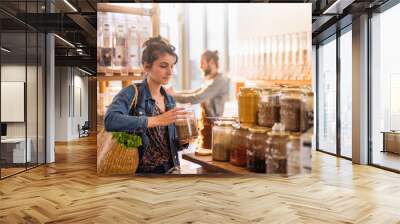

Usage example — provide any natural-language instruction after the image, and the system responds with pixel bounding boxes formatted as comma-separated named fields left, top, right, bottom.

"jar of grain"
left=212, top=120, right=235, bottom=161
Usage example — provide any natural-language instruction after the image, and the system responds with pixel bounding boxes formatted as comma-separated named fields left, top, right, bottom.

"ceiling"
left=1, top=0, right=396, bottom=73
left=310, top=0, right=390, bottom=43
left=0, top=0, right=97, bottom=74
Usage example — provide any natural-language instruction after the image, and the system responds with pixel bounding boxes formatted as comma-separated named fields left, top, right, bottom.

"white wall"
left=231, top=3, right=311, bottom=38
left=1, top=65, right=34, bottom=138
left=1, top=65, right=26, bottom=140
left=54, top=67, right=89, bottom=141
left=1, top=64, right=45, bottom=163
left=55, top=66, right=69, bottom=141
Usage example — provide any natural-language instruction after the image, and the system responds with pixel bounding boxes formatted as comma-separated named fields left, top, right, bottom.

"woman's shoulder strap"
left=129, top=83, right=141, bottom=110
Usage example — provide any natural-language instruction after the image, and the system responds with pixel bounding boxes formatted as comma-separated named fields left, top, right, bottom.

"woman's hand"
left=147, top=107, right=186, bottom=128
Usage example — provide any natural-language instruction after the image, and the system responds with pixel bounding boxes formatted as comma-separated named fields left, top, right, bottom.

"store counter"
left=182, top=152, right=253, bottom=175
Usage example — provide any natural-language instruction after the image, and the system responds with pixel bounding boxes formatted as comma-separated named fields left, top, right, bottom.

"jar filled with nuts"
left=247, top=127, right=270, bottom=173
left=280, top=88, right=303, bottom=132
left=258, top=87, right=281, bottom=128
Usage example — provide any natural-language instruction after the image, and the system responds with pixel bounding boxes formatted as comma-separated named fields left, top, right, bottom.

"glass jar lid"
left=280, top=87, right=302, bottom=93
left=214, top=120, right=235, bottom=126
left=239, top=87, right=258, bottom=92
left=233, top=123, right=252, bottom=130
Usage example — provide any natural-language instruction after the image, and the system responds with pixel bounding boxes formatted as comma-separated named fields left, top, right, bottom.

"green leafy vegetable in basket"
left=112, top=132, right=142, bottom=149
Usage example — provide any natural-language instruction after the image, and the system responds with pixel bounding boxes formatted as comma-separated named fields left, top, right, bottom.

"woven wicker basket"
left=97, top=84, right=140, bottom=176
left=97, top=129, right=139, bottom=175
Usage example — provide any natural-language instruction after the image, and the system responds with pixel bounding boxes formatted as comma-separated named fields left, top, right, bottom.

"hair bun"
left=143, top=35, right=170, bottom=48
left=141, top=35, right=178, bottom=66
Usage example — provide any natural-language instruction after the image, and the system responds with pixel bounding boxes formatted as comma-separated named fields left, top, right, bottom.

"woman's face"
left=144, top=53, right=176, bottom=85
left=200, top=57, right=210, bottom=75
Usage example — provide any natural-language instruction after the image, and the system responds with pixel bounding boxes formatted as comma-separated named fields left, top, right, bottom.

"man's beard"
left=202, top=66, right=212, bottom=77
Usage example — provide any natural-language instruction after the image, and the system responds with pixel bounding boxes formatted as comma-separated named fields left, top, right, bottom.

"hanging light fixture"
left=1, top=47, right=11, bottom=53
left=63, top=0, right=78, bottom=12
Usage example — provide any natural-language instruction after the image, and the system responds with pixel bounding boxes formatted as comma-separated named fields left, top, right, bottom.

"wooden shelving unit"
left=97, top=3, right=160, bottom=82
left=251, top=79, right=312, bottom=87
left=97, top=66, right=144, bottom=81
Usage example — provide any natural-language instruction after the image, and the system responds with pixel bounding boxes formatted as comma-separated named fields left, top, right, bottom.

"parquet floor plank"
left=0, top=135, right=399, bottom=223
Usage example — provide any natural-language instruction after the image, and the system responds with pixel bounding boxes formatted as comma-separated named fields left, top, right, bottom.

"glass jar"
left=113, top=20, right=128, bottom=67
left=126, top=15, right=140, bottom=68
left=247, top=127, right=270, bottom=173
left=175, top=106, right=199, bottom=144
left=258, top=87, right=281, bottom=127
left=300, top=90, right=314, bottom=132
left=100, top=13, right=113, bottom=67
left=212, top=121, right=235, bottom=161
left=286, top=134, right=301, bottom=176
left=230, top=123, right=251, bottom=167
left=265, top=131, right=290, bottom=174
left=280, top=88, right=302, bottom=132
left=238, top=87, right=260, bottom=124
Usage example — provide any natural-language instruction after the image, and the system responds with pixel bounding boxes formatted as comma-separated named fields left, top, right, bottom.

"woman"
left=104, top=36, right=186, bottom=174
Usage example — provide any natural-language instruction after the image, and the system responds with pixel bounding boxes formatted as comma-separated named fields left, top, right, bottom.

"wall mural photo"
left=96, top=3, right=313, bottom=176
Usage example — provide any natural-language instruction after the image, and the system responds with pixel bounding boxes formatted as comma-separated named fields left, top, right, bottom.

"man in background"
left=167, top=50, right=230, bottom=149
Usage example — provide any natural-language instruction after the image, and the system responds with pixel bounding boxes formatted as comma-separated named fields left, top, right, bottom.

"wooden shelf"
left=252, top=79, right=312, bottom=86
left=97, top=74, right=144, bottom=81
left=97, top=3, right=153, bottom=16
left=97, top=66, right=144, bottom=81
left=182, top=152, right=254, bottom=175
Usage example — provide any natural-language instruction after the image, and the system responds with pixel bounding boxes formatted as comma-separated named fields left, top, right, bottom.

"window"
left=160, top=4, right=182, bottom=90
left=371, top=3, right=400, bottom=171
left=0, top=1, right=46, bottom=179
left=206, top=3, right=226, bottom=73
left=339, top=28, right=352, bottom=158
left=188, top=4, right=205, bottom=90
left=317, top=36, right=337, bottom=154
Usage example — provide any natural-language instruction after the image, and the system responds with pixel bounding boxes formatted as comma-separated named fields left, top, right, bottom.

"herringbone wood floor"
left=1, top=135, right=400, bottom=223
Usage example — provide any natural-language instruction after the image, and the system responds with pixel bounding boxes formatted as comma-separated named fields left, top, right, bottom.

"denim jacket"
left=104, top=79, right=182, bottom=169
